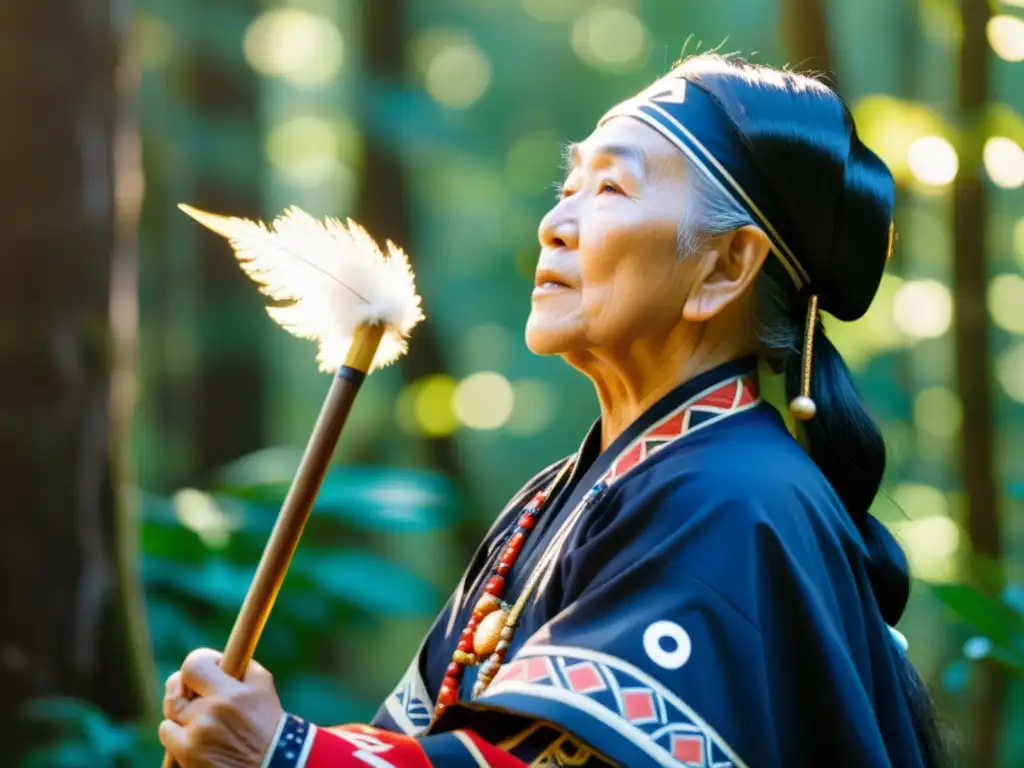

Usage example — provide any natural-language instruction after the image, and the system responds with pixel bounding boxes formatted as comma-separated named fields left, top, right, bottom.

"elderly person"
left=160, top=53, right=946, bottom=767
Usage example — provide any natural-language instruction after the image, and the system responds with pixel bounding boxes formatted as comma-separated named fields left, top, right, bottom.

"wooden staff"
left=162, top=206, right=424, bottom=768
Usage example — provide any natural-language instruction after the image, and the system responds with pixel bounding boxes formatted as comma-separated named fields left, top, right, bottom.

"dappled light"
left=5, top=0, right=1024, bottom=764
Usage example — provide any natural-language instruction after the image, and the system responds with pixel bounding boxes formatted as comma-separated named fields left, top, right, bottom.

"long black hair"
left=672, top=53, right=949, bottom=767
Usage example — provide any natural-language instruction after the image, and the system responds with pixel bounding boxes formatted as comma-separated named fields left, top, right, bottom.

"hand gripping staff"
left=161, top=205, right=425, bottom=768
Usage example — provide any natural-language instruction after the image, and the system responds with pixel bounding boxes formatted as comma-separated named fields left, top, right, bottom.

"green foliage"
left=932, top=577, right=1024, bottom=686
left=21, top=460, right=461, bottom=767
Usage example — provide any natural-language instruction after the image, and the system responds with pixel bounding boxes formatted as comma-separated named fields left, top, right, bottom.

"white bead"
left=789, top=395, right=817, bottom=421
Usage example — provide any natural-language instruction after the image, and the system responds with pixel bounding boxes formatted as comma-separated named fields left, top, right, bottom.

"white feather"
left=178, top=204, right=424, bottom=373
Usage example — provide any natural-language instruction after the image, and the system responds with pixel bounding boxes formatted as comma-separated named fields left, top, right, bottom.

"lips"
left=534, top=268, right=572, bottom=289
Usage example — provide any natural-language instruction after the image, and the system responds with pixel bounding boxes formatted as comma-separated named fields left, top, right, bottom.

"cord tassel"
left=789, top=294, right=818, bottom=421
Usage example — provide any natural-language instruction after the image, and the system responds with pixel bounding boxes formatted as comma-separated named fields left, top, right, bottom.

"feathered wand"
left=161, top=205, right=424, bottom=768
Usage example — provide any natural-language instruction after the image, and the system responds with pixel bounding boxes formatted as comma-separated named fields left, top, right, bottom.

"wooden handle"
left=161, top=324, right=384, bottom=768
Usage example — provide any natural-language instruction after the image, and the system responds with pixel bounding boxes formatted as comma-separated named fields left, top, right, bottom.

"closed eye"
left=554, top=182, right=577, bottom=200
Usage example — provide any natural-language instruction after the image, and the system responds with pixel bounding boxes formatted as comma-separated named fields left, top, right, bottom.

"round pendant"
left=473, top=609, right=508, bottom=657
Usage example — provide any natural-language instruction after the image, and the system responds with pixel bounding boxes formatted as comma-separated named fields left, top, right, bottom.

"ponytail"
left=757, top=260, right=948, bottom=768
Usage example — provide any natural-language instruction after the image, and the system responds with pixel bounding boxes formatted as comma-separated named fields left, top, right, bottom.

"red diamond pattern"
left=604, top=376, right=757, bottom=484
left=621, top=688, right=658, bottom=724
left=564, top=662, right=606, bottom=694
left=524, top=657, right=552, bottom=682
left=670, top=734, right=705, bottom=766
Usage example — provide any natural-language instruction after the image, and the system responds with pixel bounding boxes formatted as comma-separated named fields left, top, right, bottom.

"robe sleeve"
left=260, top=714, right=610, bottom=767
left=446, top=470, right=899, bottom=768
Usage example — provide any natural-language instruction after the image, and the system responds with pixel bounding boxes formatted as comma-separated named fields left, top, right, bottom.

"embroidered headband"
left=598, top=76, right=820, bottom=421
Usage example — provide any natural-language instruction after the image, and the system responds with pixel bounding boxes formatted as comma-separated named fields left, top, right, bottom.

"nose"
left=538, top=202, right=578, bottom=251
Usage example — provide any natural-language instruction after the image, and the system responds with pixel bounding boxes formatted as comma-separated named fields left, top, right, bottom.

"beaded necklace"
left=433, top=373, right=759, bottom=720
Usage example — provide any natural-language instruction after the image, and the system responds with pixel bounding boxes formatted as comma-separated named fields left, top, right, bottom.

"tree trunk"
left=356, top=0, right=462, bottom=483
left=780, top=0, right=834, bottom=79
left=954, top=1, right=1004, bottom=765
left=0, top=0, right=155, bottom=759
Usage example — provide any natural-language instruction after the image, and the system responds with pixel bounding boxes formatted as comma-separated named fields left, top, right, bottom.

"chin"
left=525, top=314, right=584, bottom=356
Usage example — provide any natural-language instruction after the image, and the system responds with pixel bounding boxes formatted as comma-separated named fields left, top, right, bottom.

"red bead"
left=466, top=615, right=481, bottom=631
left=485, top=575, right=505, bottom=594
left=499, top=548, right=516, bottom=565
left=460, top=627, right=474, bottom=642
left=496, top=561, right=511, bottom=576
left=507, top=532, right=525, bottom=552
left=446, top=662, right=462, bottom=678
left=457, top=637, right=473, bottom=652
left=438, top=684, right=457, bottom=707
left=518, top=514, right=536, bottom=529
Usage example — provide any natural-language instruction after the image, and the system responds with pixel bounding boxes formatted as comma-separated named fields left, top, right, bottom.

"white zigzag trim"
left=383, top=653, right=433, bottom=736
left=482, top=644, right=749, bottom=768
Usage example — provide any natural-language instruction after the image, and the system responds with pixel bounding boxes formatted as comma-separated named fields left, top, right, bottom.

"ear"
left=682, top=226, right=771, bottom=322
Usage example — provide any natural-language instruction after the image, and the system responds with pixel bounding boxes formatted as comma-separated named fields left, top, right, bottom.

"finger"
left=242, top=658, right=273, bottom=688
left=164, top=671, right=182, bottom=699
left=158, top=719, right=189, bottom=761
left=180, top=648, right=235, bottom=698
left=165, top=693, right=209, bottom=726
left=163, top=672, right=190, bottom=722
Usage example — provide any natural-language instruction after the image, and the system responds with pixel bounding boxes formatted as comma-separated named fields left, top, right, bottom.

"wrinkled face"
left=526, top=117, right=696, bottom=357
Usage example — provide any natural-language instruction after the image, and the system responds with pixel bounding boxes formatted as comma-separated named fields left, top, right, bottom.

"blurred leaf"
left=291, top=549, right=441, bottom=616
left=220, top=467, right=460, bottom=533
left=146, top=596, right=216, bottom=658
left=143, top=556, right=253, bottom=608
left=20, top=742, right=107, bottom=768
left=21, top=697, right=108, bottom=736
left=930, top=583, right=1024, bottom=647
left=1004, top=583, right=1024, bottom=617
left=21, top=697, right=139, bottom=763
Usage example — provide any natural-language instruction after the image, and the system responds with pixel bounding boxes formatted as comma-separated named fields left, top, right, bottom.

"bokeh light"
left=891, top=515, right=961, bottom=582
left=571, top=7, right=648, bottom=72
left=892, top=279, right=953, bottom=338
left=913, top=387, right=962, bottom=438
left=453, top=372, right=515, bottom=430
left=826, top=274, right=908, bottom=369
left=907, top=136, right=959, bottom=187
left=983, top=137, right=1024, bottom=189
left=851, top=96, right=951, bottom=184
left=244, top=9, right=344, bottom=86
left=988, top=273, right=1024, bottom=334
left=395, top=375, right=458, bottom=436
left=996, top=342, right=1024, bottom=403
left=987, top=14, right=1024, bottom=61
left=173, top=488, right=236, bottom=548
left=412, top=27, right=492, bottom=108
left=507, top=379, right=557, bottom=436
left=267, top=117, right=343, bottom=187
left=891, top=482, right=950, bottom=519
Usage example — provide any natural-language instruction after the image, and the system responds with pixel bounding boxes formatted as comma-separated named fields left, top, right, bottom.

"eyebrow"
left=564, top=142, right=647, bottom=177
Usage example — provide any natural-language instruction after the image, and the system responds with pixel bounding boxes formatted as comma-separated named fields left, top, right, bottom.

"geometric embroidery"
left=382, top=655, right=434, bottom=736
left=604, top=375, right=758, bottom=484
left=484, top=645, right=747, bottom=768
